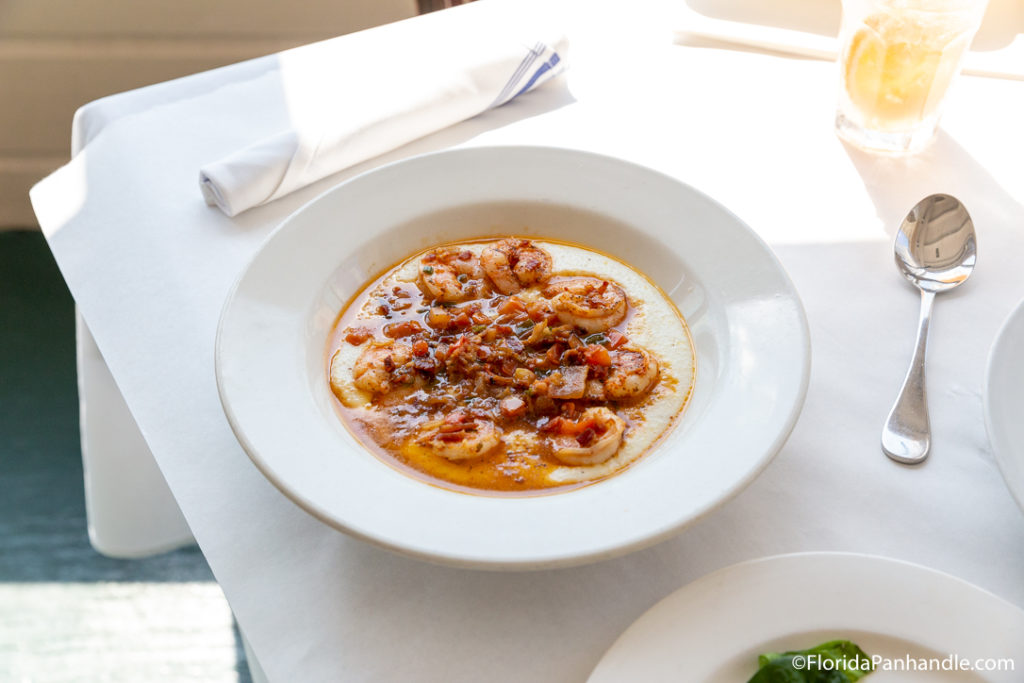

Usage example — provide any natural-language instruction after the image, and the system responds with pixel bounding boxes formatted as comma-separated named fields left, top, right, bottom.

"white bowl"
left=215, top=146, right=810, bottom=569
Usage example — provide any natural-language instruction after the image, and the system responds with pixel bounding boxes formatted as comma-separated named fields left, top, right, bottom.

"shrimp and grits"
left=328, top=238, right=695, bottom=495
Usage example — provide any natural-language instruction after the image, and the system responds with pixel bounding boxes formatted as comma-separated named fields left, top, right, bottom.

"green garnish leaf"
left=584, top=332, right=609, bottom=346
left=471, top=324, right=486, bottom=334
left=422, top=266, right=434, bottom=275
left=748, top=641, right=874, bottom=683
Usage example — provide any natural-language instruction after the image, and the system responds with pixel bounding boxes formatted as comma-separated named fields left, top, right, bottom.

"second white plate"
left=589, top=552, right=1024, bottom=682
left=986, top=298, right=1024, bottom=516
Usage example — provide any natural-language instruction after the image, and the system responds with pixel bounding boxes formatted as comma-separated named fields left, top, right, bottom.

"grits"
left=328, top=238, right=695, bottom=494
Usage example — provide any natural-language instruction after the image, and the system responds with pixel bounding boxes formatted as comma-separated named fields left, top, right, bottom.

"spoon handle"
left=882, top=289, right=935, bottom=464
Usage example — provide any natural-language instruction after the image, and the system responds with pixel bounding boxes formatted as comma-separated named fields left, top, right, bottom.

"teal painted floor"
left=0, top=231, right=251, bottom=682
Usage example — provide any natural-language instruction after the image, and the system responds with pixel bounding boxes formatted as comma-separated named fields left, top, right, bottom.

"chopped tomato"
left=607, top=329, right=629, bottom=350
left=498, top=297, right=526, bottom=316
left=582, top=344, right=611, bottom=366
left=343, top=326, right=373, bottom=345
left=412, top=340, right=429, bottom=357
left=448, top=335, right=467, bottom=355
left=383, top=320, right=423, bottom=338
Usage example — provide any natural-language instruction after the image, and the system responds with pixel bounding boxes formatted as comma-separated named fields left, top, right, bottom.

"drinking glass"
left=835, top=0, right=989, bottom=153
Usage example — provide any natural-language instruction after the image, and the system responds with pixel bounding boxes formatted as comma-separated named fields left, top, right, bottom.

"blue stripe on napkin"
left=493, top=42, right=542, bottom=106
left=489, top=41, right=564, bottom=109
left=511, top=52, right=561, bottom=100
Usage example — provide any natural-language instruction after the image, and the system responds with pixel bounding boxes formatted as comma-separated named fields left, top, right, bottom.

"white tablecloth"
left=30, top=2, right=1024, bottom=680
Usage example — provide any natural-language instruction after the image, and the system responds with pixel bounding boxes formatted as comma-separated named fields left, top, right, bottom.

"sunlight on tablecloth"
left=0, top=582, right=242, bottom=682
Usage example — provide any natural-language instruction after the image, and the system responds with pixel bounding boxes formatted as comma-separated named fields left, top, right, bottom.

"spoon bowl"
left=882, top=193, right=977, bottom=465
left=894, top=193, right=977, bottom=293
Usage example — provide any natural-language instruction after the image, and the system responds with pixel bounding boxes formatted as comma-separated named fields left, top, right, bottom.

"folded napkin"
left=199, top=3, right=568, bottom=217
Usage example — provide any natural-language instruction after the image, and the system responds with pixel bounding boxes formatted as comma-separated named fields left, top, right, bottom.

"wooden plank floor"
left=0, top=231, right=251, bottom=682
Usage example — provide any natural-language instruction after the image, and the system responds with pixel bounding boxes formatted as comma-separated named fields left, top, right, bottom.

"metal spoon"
left=882, top=193, right=976, bottom=465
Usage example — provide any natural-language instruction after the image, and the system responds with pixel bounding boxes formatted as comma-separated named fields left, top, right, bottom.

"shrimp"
left=418, top=248, right=485, bottom=303
left=351, top=342, right=413, bottom=395
left=543, top=277, right=627, bottom=333
left=550, top=407, right=626, bottom=466
left=418, top=412, right=502, bottom=461
left=480, top=238, right=552, bottom=294
left=604, top=347, right=660, bottom=399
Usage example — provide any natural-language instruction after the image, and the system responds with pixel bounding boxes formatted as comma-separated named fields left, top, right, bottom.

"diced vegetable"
left=582, top=344, right=611, bottom=366
left=527, top=379, right=549, bottom=397
left=427, top=306, right=452, bottom=329
left=607, top=329, right=629, bottom=350
left=498, top=298, right=526, bottom=316
left=513, top=368, right=537, bottom=387
left=500, top=396, right=527, bottom=418
left=344, top=326, right=373, bottom=345
left=524, top=320, right=549, bottom=346
left=383, top=320, right=423, bottom=338
left=547, top=366, right=587, bottom=399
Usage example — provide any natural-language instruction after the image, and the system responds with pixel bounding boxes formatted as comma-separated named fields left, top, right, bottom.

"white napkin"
left=199, top=3, right=568, bottom=217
